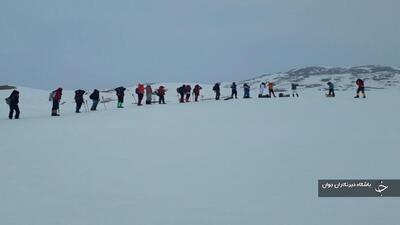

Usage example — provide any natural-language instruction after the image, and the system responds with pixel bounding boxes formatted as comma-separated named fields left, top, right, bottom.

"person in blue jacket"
left=243, top=83, right=251, bottom=98
left=327, top=82, right=335, bottom=97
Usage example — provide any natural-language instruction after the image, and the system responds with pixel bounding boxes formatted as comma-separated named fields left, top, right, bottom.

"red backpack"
left=356, top=79, right=364, bottom=87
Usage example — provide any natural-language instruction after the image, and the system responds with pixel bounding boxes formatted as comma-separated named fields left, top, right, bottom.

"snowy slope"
left=1, top=86, right=399, bottom=225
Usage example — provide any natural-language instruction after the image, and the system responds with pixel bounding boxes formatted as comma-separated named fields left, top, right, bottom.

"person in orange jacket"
left=267, top=82, right=276, bottom=97
left=135, top=84, right=145, bottom=106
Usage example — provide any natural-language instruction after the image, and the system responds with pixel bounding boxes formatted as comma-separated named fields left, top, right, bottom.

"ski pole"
left=84, top=100, right=89, bottom=112
left=82, top=100, right=86, bottom=112
left=132, top=93, right=137, bottom=104
left=101, top=96, right=107, bottom=110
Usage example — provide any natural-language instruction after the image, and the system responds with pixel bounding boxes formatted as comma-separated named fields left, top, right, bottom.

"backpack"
left=135, top=88, right=139, bottom=94
left=89, top=93, right=94, bottom=100
left=49, top=91, right=56, bottom=101
left=5, top=97, right=11, bottom=105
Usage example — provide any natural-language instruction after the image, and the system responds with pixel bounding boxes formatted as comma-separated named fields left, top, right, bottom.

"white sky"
left=1, top=0, right=399, bottom=89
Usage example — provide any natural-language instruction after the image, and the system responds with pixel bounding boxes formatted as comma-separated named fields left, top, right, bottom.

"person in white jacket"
left=259, top=82, right=266, bottom=97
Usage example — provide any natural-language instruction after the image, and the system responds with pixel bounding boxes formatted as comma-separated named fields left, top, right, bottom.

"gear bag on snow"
left=278, top=93, right=290, bottom=98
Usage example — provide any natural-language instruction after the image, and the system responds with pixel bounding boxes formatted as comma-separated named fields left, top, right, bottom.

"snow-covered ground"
left=0, top=86, right=399, bottom=225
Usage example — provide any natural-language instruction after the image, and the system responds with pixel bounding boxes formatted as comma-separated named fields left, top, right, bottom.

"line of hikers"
left=218, top=81, right=295, bottom=99
left=5, top=79, right=366, bottom=119
left=176, top=84, right=203, bottom=102
left=226, top=82, right=251, bottom=99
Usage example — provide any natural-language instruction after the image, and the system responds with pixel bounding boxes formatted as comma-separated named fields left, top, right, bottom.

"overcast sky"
left=1, top=0, right=399, bottom=89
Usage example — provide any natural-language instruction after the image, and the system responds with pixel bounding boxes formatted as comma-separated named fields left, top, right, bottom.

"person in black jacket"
left=230, top=82, right=238, bottom=99
left=115, top=87, right=126, bottom=108
left=6, top=90, right=20, bottom=119
left=89, top=89, right=100, bottom=111
left=74, top=89, right=86, bottom=113
left=291, top=83, right=299, bottom=97
left=184, top=85, right=192, bottom=102
left=177, top=85, right=186, bottom=103
left=213, top=83, right=221, bottom=100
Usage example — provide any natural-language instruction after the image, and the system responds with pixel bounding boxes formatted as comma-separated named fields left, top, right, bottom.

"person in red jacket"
left=355, top=79, right=366, bottom=98
left=135, top=84, right=145, bottom=106
left=193, top=84, right=202, bottom=102
left=156, top=86, right=167, bottom=104
left=184, top=85, right=192, bottom=102
left=50, top=88, right=63, bottom=116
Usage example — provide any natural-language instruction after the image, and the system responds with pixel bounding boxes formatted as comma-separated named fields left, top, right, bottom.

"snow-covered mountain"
left=2, top=65, right=399, bottom=95
left=230, top=65, right=400, bottom=91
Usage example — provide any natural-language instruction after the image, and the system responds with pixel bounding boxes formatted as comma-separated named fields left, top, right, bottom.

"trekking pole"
left=101, top=96, right=107, bottom=110
left=84, top=100, right=89, bottom=112
left=132, top=93, right=137, bottom=104
left=82, top=100, right=86, bottom=112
